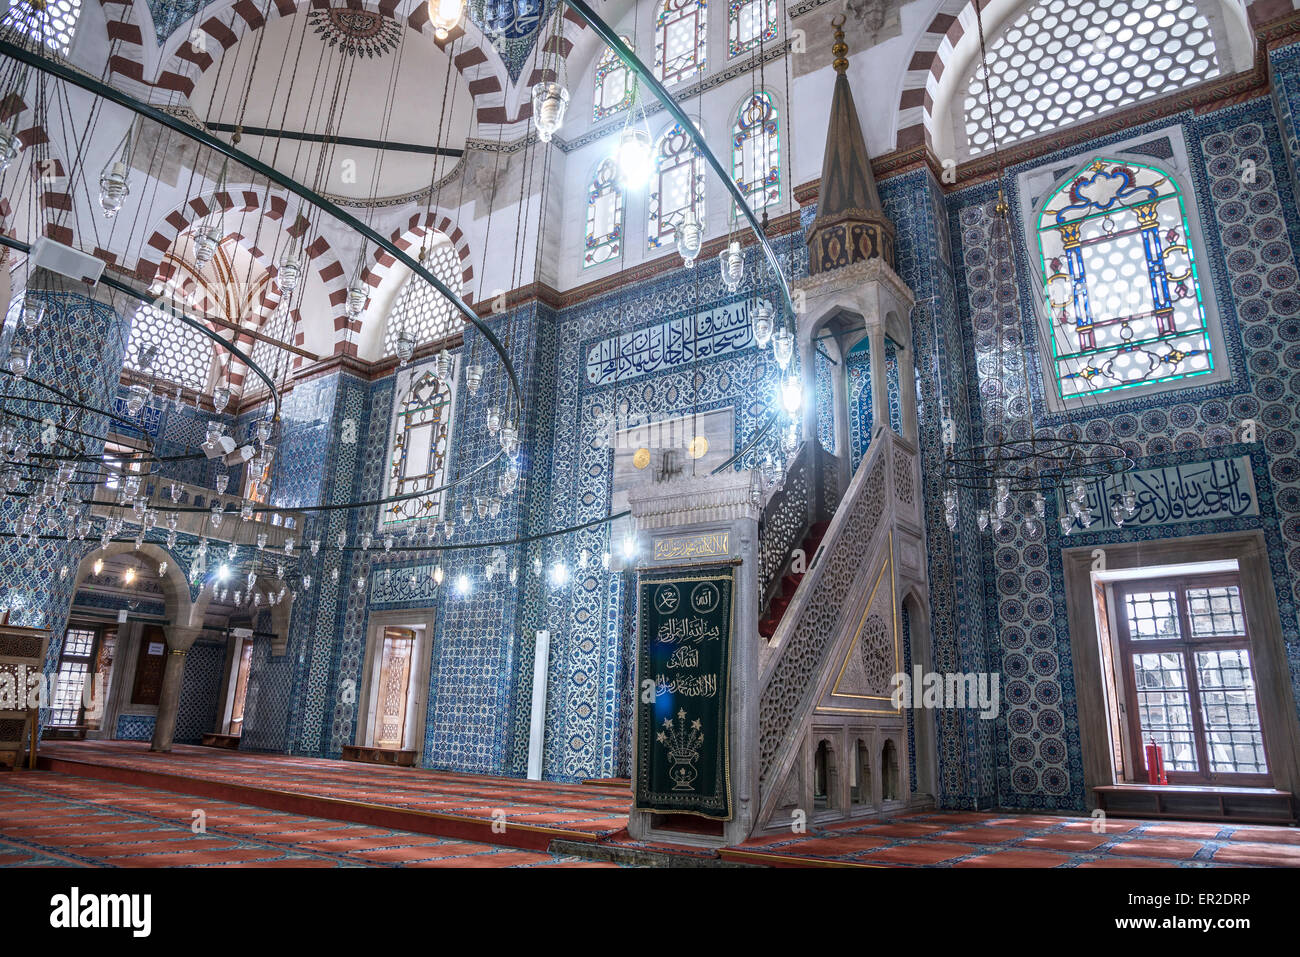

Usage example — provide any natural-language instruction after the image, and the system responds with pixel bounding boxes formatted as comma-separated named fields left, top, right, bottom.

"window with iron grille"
left=1114, top=574, right=1270, bottom=786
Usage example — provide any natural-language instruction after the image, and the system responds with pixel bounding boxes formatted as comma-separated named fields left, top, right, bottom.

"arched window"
left=648, top=123, right=706, bottom=250
left=728, top=0, right=777, bottom=57
left=732, top=91, right=780, bottom=212
left=585, top=158, right=624, bottom=268
left=1036, top=157, right=1213, bottom=401
left=962, top=0, right=1222, bottom=157
left=124, top=301, right=215, bottom=392
left=10, top=0, right=81, bottom=54
left=654, top=0, right=707, bottom=86
left=383, top=364, right=457, bottom=527
left=593, top=39, right=636, bottom=120
left=382, top=233, right=462, bottom=357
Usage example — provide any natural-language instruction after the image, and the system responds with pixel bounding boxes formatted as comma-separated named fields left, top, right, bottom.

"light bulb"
left=429, top=0, right=463, bottom=39
left=549, top=561, right=569, bottom=588
left=395, top=331, right=415, bottom=366
left=125, top=383, right=150, bottom=416
left=455, top=573, right=470, bottom=595
left=278, top=251, right=301, bottom=292
left=772, top=327, right=794, bottom=371
left=98, top=161, right=130, bottom=218
left=0, top=124, right=19, bottom=173
left=346, top=282, right=368, bottom=319
left=93, top=558, right=104, bottom=576
left=531, top=82, right=569, bottom=142
left=433, top=566, right=445, bottom=585
left=781, top=377, right=802, bottom=415
left=616, top=128, right=652, bottom=189
left=123, top=567, right=135, bottom=585
left=193, top=224, right=221, bottom=269
left=676, top=211, right=703, bottom=268
left=19, top=297, right=44, bottom=332
left=719, top=241, right=744, bottom=291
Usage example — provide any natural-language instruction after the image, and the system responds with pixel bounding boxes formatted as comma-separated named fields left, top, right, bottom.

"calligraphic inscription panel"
left=652, top=531, right=731, bottom=562
left=584, top=299, right=767, bottom=386
left=635, top=567, right=734, bottom=819
left=1061, top=455, right=1258, bottom=532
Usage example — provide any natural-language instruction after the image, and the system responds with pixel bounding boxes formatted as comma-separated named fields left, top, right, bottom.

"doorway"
left=356, top=611, right=436, bottom=760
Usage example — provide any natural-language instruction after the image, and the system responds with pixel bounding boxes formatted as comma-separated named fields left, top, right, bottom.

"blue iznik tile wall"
left=934, top=93, right=1300, bottom=811
left=0, top=291, right=134, bottom=724
left=204, top=49, right=1300, bottom=806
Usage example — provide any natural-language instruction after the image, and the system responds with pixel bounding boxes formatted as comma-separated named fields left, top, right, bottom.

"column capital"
left=162, top=625, right=203, bottom=652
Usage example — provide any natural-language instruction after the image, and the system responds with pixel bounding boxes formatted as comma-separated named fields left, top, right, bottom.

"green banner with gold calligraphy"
left=634, top=566, right=733, bottom=820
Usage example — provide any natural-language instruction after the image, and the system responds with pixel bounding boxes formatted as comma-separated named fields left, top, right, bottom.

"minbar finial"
left=831, top=15, right=848, bottom=74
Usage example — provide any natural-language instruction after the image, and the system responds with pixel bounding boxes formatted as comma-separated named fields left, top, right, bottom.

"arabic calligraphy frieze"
left=1059, top=455, right=1259, bottom=533
left=584, top=299, right=768, bottom=387
left=652, top=532, right=731, bottom=562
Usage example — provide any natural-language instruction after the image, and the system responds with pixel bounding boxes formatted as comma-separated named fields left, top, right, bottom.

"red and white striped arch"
left=138, top=187, right=353, bottom=356
left=359, top=209, right=475, bottom=301
left=120, top=0, right=511, bottom=127
left=896, top=0, right=1276, bottom=152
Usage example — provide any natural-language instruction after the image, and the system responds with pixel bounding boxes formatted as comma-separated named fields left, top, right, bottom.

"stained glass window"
left=124, top=300, right=216, bottom=392
left=585, top=158, right=624, bottom=268
left=384, top=366, right=456, bottom=526
left=1036, top=158, right=1213, bottom=401
left=654, top=0, right=707, bottom=86
left=732, top=91, right=780, bottom=212
left=648, top=123, right=706, bottom=250
left=383, top=233, right=462, bottom=357
left=593, top=38, right=636, bottom=120
left=728, top=0, right=776, bottom=57
left=963, top=0, right=1220, bottom=157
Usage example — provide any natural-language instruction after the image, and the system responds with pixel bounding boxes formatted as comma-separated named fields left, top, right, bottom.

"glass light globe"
left=395, top=331, right=415, bottom=366
left=0, top=124, right=19, bottom=173
left=7, top=346, right=30, bottom=378
left=781, top=378, right=802, bottom=415
left=676, top=211, right=703, bottom=268
left=19, top=297, right=44, bottom=332
left=98, top=162, right=130, bottom=218
left=212, top=385, right=230, bottom=413
left=429, top=0, right=463, bottom=39
left=499, top=423, right=519, bottom=456
left=465, top=364, right=484, bottom=395
left=616, top=128, right=652, bottom=189
left=434, top=351, right=454, bottom=382
left=719, top=241, right=743, bottom=291
left=772, top=326, right=794, bottom=370
left=126, top=383, right=150, bottom=416
left=751, top=301, right=773, bottom=349
left=531, top=82, right=570, bottom=143
left=486, top=406, right=502, bottom=435
left=346, top=282, right=368, bottom=319
left=193, top=224, right=221, bottom=269
left=278, top=251, right=301, bottom=292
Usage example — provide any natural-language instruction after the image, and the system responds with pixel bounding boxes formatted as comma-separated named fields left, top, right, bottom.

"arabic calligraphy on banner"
left=1060, top=455, right=1259, bottom=532
left=584, top=299, right=768, bottom=386
left=635, top=567, right=733, bottom=820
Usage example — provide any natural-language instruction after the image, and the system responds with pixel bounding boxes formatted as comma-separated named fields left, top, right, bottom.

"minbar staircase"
left=751, top=427, right=932, bottom=835
left=758, top=521, right=829, bottom=639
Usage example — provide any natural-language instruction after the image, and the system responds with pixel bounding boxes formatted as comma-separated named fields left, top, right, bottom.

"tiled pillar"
left=0, top=280, right=132, bottom=709
left=151, top=626, right=202, bottom=752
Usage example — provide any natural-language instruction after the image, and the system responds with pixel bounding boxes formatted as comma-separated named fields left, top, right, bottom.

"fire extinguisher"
left=1145, top=739, right=1167, bottom=785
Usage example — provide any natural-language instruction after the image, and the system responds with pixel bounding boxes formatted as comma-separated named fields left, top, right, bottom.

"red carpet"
left=721, top=811, right=1300, bottom=867
left=37, top=741, right=630, bottom=852
left=18, top=742, right=1300, bottom=867
left=0, top=772, right=620, bottom=868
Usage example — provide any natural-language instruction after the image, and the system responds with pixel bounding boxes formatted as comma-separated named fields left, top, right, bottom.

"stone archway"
left=67, top=542, right=204, bottom=752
